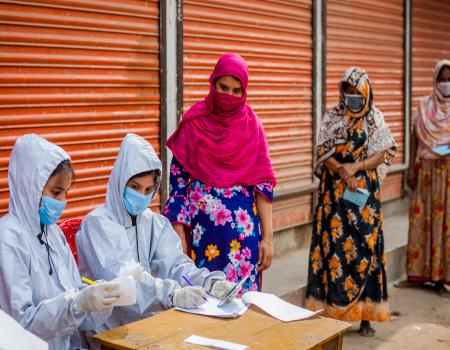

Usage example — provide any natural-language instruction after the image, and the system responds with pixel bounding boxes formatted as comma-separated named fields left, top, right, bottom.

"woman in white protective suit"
left=76, top=133, right=239, bottom=332
left=0, top=134, right=122, bottom=350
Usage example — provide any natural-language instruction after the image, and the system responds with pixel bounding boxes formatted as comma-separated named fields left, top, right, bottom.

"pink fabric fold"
left=166, top=53, right=276, bottom=188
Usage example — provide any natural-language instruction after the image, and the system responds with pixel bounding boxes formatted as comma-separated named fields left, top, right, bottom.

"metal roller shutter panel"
left=326, top=0, right=405, bottom=201
left=183, top=0, right=314, bottom=231
left=412, top=0, right=450, bottom=111
left=0, top=0, right=160, bottom=218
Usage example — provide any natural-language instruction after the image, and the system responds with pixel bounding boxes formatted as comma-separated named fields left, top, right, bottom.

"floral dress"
left=163, top=157, right=273, bottom=293
left=305, top=114, right=390, bottom=322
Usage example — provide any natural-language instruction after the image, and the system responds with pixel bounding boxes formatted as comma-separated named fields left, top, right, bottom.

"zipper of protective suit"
left=131, top=215, right=140, bottom=262
left=38, top=224, right=54, bottom=275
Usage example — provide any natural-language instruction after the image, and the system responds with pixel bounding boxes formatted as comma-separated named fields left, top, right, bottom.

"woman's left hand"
left=345, top=177, right=358, bottom=192
left=257, top=239, right=273, bottom=272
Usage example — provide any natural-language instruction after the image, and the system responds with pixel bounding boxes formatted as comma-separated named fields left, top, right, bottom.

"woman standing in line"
left=406, top=59, right=450, bottom=293
left=305, top=67, right=396, bottom=336
left=163, top=53, right=276, bottom=293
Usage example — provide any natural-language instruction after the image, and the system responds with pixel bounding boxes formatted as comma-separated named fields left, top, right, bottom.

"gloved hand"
left=74, top=281, right=121, bottom=313
left=209, top=279, right=238, bottom=303
left=172, top=286, right=207, bottom=309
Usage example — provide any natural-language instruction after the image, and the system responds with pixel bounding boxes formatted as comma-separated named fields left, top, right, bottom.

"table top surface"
left=94, top=306, right=352, bottom=350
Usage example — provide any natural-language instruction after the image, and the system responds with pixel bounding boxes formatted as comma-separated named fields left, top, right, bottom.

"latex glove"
left=209, top=280, right=238, bottom=302
left=172, top=286, right=207, bottom=309
left=74, top=281, right=121, bottom=313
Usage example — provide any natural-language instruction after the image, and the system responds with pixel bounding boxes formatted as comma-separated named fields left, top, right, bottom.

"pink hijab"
left=414, top=59, right=450, bottom=162
left=166, top=53, right=276, bottom=188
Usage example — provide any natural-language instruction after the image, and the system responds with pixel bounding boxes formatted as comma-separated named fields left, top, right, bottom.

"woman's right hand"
left=406, top=168, right=417, bottom=190
left=173, top=224, right=188, bottom=254
left=345, top=177, right=358, bottom=192
left=74, top=281, right=121, bottom=313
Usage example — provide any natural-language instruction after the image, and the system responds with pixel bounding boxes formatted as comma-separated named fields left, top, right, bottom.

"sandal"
left=359, top=321, right=376, bottom=337
left=434, top=282, right=450, bottom=297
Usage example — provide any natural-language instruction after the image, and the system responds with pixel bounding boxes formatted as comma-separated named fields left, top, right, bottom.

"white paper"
left=185, top=335, right=249, bottom=350
left=112, top=260, right=140, bottom=306
left=0, top=310, right=48, bottom=350
left=175, top=296, right=249, bottom=318
left=242, top=291, right=322, bottom=322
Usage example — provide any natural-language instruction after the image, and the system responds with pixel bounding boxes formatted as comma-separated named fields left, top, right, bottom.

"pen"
left=181, top=274, right=208, bottom=302
left=82, top=277, right=96, bottom=285
left=217, top=276, right=248, bottom=307
left=82, top=277, right=112, bottom=292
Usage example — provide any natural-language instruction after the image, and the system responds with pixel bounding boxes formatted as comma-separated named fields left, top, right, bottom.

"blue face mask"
left=123, top=187, right=153, bottom=216
left=38, top=195, right=66, bottom=225
left=344, top=93, right=366, bottom=113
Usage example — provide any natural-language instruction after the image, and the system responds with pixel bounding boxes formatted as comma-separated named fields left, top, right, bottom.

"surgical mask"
left=38, top=195, right=66, bottom=225
left=344, top=94, right=366, bottom=112
left=123, top=187, right=153, bottom=216
left=437, top=82, right=450, bottom=97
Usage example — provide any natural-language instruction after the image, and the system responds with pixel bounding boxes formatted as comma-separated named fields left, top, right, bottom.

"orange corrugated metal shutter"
left=183, top=0, right=314, bottom=231
left=0, top=0, right=160, bottom=218
left=412, top=0, right=450, bottom=111
left=326, top=0, right=405, bottom=201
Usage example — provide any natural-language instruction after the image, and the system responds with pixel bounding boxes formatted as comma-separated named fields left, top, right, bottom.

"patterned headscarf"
left=339, top=67, right=373, bottom=119
left=413, top=59, right=450, bottom=162
left=316, top=67, right=396, bottom=184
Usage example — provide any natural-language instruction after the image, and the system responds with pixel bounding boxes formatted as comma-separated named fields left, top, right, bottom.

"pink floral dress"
left=163, top=157, right=273, bottom=292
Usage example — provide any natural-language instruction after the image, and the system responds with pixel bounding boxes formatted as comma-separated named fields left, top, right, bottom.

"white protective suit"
left=0, top=134, right=108, bottom=350
left=77, top=133, right=226, bottom=330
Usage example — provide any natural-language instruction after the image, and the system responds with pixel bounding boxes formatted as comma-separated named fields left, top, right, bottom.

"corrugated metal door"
left=412, top=0, right=450, bottom=111
left=183, top=0, right=314, bottom=231
left=0, top=0, right=160, bottom=218
left=326, top=0, right=405, bottom=201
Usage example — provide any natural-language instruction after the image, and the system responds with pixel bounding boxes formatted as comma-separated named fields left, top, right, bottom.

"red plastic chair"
left=58, top=218, right=82, bottom=265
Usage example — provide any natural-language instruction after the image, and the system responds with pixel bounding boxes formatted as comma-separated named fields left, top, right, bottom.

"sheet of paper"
left=433, top=145, right=450, bottom=156
left=242, top=291, right=322, bottom=322
left=185, top=335, right=249, bottom=350
left=0, top=310, right=48, bottom=350
left=175, top=296, right=249, bottom=318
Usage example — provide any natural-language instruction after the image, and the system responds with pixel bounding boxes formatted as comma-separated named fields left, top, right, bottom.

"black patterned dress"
left=305, top=114, right=389, bottom=322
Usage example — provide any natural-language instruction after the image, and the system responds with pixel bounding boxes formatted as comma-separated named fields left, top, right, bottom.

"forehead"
left=47, top=171, right=73, bottom=187
left=128, top=174, right=155, bottom=185
left=437, top=65, right=450, bottom=78
left=217, top=75, right=242, bottom=87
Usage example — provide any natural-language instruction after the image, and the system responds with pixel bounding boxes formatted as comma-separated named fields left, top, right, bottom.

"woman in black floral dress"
left=305, top=67, right=396, bottom=336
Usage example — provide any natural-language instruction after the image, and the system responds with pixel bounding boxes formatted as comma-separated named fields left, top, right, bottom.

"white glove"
left=209, top=280, right=238, bottom=302
left=74, top=281, right=121, bottom=313
left=172, top=286, right=207, bottom=309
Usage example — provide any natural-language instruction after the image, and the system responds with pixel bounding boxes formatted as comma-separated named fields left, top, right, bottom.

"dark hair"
left=129, top=169, right=161, bottom=183
left=50, top=159, right=75, bottom=180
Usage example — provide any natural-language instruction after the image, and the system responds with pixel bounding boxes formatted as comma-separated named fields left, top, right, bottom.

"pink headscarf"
left=166, top=53, right=276, bottom=188
left=414, top=59, right=450, bottom=162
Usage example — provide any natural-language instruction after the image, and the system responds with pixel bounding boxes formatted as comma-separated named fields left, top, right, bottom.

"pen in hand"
left=181, top=274, right=208, bottom=302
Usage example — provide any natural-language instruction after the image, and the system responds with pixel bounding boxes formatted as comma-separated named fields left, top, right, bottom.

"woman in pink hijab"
left=406, top=59, right=450, bottom=294
left=163, top=53, right=276, bottom=292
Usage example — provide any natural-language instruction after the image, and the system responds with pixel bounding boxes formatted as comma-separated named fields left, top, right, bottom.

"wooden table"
left=94, top=307, right=351, bottom=350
